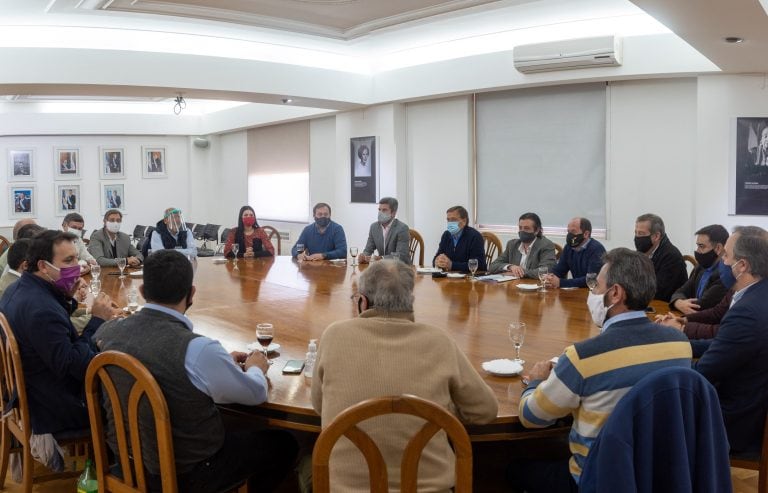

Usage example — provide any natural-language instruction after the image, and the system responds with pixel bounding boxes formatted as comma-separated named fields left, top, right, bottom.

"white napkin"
left=482, top=359, right=523, bottom=375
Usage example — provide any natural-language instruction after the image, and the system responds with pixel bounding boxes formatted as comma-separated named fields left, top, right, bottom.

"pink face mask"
left=45, top=261, right=81, bottom=295
left=242, top=217, right=256, bottom=228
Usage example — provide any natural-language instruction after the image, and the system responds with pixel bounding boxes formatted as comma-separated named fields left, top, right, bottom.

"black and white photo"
left=732, top=117, right=768, bottom=215
left=350, top=136, right=377, bottom=203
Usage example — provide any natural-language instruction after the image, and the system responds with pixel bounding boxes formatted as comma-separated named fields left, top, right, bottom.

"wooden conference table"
left=100, top=256, right=669, bottom=441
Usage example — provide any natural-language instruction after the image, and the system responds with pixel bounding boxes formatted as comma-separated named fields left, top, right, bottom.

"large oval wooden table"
left=101, top=256, right=670, bottom=442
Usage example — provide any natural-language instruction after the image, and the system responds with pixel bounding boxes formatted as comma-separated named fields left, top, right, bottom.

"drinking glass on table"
left=349, top=247, right=359, bottom=267
left=537, top=266, right=548, bottom=291
left=116, top=257, right=127, bottom=279
left=586, top=273, right=598, bottom=291
left=509, top=322, right=526, bottom=364
left=231, top=244, right=240, bottom=269
left=468, top=258, right=479, bottom=281
left=90, top=264, right=101, bottom=281
left=255, top=323, right=274, bottom=364
left=89, top=279, right=101, bottom=297
left=296, top=243, right=305, bottom=261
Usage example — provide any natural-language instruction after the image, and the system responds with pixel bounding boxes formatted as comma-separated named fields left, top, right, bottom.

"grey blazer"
left=88, top=228, right=143, bottom=267
left=363, top=218, right=412, bottom=264
left=488, top=236, right=556, bottom=278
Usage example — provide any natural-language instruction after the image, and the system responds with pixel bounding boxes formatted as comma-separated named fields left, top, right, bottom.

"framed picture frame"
left=350, top=136, right=377, bottom=203
left=100, top=147, right=125, bottom=179
left=730, top=117, right=768, bottom=215
left=9, top=185, right=36, bottom=218
left=101, top=182, right=126, bottom=213
left=55, top=184, right=80, bottom=215
left=142, top=146, right=166, bottom=178
left=7, top=149, right=34, bottom=182
left=54, top=147, right=80, bottom=180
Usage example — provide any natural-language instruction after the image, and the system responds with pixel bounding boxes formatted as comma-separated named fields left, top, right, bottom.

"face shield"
left=165, top=208, right=187, bottom=235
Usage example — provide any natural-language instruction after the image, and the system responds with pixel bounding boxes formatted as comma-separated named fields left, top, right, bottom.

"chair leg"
left=0, top=425, right=10, bottom=487
left=236, top=483, right=248, bottom=493
left=21, top=447, right=33, bottom=493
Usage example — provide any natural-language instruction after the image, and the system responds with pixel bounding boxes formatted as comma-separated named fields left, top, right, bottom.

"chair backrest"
left=553, top=243, right=563, bottom=260
left=261, top=225, right=281, bottom=255
left=481, top=232, right=502, bottom=266
left=730, top=411, right=768, bottom=493
left=0, top=235, right=11, bottom=257
left=579, top=367, right=732, bottom=493
left=131, top=225, right=146, bottom=244
left=408, top=229, right=425, bottom=267
left=683, top=254, right=698, bottom=276
left=0, top=313, right=33, bottom=448
left=312, top=394, right=472, bottom=493
left=220, top=227, right=231, bottom=244
left=192, top=224, right=206, bottom=240
left=85, top=351, right=178, bottom=493
left=203, top=224, right=220, bottom=243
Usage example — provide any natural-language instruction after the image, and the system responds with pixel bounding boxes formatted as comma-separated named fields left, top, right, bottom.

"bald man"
left=149, top=207, right=197, bottom=258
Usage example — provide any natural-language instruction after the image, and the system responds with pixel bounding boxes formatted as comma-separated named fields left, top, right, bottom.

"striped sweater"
left=519, top=313, right=692, bottom=483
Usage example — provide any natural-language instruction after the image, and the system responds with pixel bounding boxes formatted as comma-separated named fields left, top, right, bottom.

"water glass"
left=509, top=322, right=526, bottom=364
left=90, top=264, right=101, bottom=280
left=349, top=247, right=358, bottom=267
left=231, top=244, right=240, bottom=269
left=127, top=286, right=139, bottom=313
left=296, top=243, right=305, bottom=260
left=89, top=279, right=101, bottom=297
left=537, top=266, right=548, bottom=291
left=586, top=273, right=598, bottom=291
left=116, top=257, right=127, bottom=279
left=468, top=258, right=479, bottom=280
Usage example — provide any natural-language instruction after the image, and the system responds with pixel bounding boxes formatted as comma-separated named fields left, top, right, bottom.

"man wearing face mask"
left=61, top=212, right=96, bottom=274
left=0, top=218, right=37, bottom=273
left=433, top=205, right=486, bottom=272
left=668, top=225, right=729, bottom=314
left=0, top=230, right=115, bottom=435
left=692, top=226, right=768, bottom=456
left=489, top=212, right=556, bottom=277
left=543, top=217, right=605, bottom=288
left=149, top=207, right=197, bottom=258
left=359, top=197, right=411, bottom=264
left=291, top=202, right=347, bottom=260
left=88, top=209, right=143, bottom=267
left=633, top=213, right=687, bottom=302
left=510, top=248, right=691, bottom=492
left=94, top=250, right=298, bottom=492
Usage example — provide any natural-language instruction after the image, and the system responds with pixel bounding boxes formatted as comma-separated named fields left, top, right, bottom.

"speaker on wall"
left=193, top=137, right=209, bottom=148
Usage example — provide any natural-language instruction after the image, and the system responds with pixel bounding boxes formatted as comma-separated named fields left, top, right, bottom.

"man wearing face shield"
left=510, top=248, right=691, bottom=492
left=88, top=209, right=143, bottom=267
left=0, top=230, right=116, bottom=435
left=149, top=207, right=197, bottom=258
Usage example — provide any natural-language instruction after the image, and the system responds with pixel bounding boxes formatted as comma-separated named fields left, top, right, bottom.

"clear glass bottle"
left=77, top=458, right=98, bottom=493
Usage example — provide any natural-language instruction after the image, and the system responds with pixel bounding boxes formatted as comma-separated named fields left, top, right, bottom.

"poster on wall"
left=732, top=117, right=768, bottom=215
left=350, top=136, right=377, bottom=203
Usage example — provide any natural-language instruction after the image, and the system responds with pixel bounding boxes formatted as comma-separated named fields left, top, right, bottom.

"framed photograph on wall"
left=731, top=117, right=768, bottom=215
left=100, top=147, right=125, bottom=179
left=54, top=148, right=80, bottom=180
left=7, top=149, right=34, bottom=182
left=350, top=136, right=377, bottom=203
left=142, top=146, right=166, bottom=178
left=55, top=184, right=80, bottom=215
left=101, top=182, right=126, bottom=213
left=9, top=185, right=36, bottom=218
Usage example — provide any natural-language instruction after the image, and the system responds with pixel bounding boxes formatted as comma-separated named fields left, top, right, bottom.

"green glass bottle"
left=77, top=458, right=98, bottom=493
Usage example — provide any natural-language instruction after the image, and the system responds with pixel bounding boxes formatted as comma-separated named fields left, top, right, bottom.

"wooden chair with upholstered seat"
left=730, top=412, right=768, bottom=493
left=554, top=243, right=563, bottom=260
left=312, top=394, right=473, bottom=493
left=481, top=232, right=502, bottom=267
left=408, top=229, right=425, bottom=267
left=85, top=350, right=246, bottom=493
left=261, top=225, right=281, bottom=255
left=0, top=313, right=90, bottom=493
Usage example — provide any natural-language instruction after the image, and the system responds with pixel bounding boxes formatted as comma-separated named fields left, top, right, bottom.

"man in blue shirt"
left=669, top=224, right=729, bottom=314
left=291, top=202, right=348, bottom=260
left=94, top=250, right=298, bottom=492
left=433, top=205, right=486, bottom=273
left=544, top=217, right=605, bottom=289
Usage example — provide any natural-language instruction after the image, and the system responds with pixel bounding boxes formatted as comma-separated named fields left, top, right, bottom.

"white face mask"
left=587, top=290, right=615, bottom=330
left=106, top=221, right=121, bottom=233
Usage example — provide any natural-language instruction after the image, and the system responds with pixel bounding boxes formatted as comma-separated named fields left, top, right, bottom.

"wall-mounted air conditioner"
left=513, top=36, right=622, bottom=73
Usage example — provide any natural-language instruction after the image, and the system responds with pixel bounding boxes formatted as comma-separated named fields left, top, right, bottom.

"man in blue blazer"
left=693, top=225, right=768, bottom=455
left=433, top=205, right=486, bottom=273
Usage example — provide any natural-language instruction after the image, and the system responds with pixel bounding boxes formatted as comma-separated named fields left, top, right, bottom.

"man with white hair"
left=311, top=259, right=498, bottom=492
left=149, top=207, right=197, bottom=258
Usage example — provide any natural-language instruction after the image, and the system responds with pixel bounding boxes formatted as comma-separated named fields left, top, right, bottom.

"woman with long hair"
left=223, top=205, right=275, bottom=258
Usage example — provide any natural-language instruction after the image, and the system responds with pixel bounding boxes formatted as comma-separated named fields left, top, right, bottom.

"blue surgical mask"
left=447, top=221, right=460, bottom=235
left=718, top=259, right=737, bottom=289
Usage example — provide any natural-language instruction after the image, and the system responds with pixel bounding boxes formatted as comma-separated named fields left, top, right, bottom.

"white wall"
left=0, top=135, right=190, bottom=234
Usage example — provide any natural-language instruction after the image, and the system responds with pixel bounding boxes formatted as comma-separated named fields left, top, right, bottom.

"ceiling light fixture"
left=282, top=98, right=293, bottom=104
left=173, top=95, right=186, bottom=115
left=724, top=37, right=744, bottom=44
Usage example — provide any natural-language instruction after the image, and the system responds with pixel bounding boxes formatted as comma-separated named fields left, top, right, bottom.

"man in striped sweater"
left=509, top=248, right=692, bottom=493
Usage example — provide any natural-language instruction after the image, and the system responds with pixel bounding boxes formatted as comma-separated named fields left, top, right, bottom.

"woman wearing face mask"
left=291, top=202, right=348, bottom=260
left=223, top=206, right=274, bottom=259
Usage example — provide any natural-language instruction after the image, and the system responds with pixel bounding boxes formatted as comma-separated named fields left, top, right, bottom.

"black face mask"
left=566, top=232, right=585, bottom=248
left=634, top=235, right=653, bottom=253
left=518, top=231, right=536, bottom=244
left=315, top=217, right=330, bottom=228
left=694, top=249, right=719, bottom=269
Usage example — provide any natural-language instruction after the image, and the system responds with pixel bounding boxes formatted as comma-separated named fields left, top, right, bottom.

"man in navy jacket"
left=0, top=230, right=115, bottom=434
left=433, top=205, right=486, bottom=273
left=693, top=226, right=768, bottom=454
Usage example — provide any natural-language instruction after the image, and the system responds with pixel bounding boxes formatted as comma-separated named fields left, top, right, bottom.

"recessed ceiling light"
left=724, top=37, right=744, bottom=44
left=282, top=98, right=294, bottom=104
